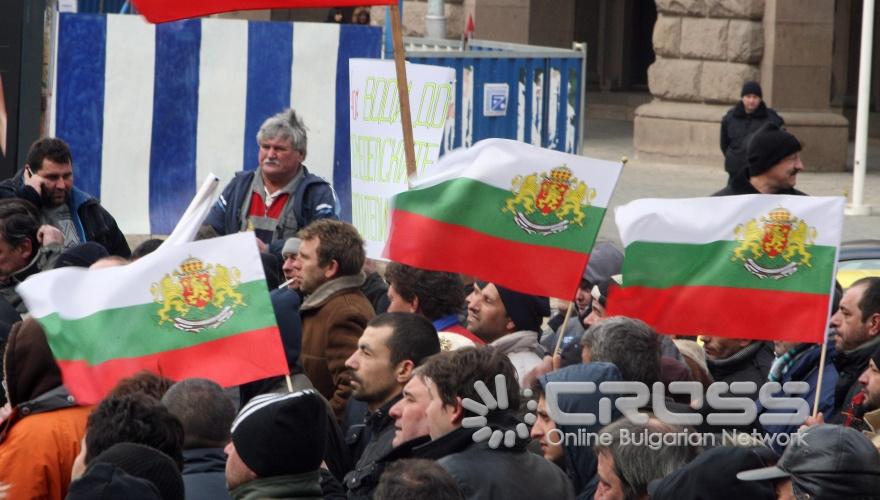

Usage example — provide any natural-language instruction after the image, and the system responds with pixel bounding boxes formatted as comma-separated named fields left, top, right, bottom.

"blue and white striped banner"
left=50, top=13, right=381, bottom=234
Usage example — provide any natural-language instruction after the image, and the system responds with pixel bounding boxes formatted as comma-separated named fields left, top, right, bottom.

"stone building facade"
left=240, top=0, right=853, bottom=170
left=635, top=0, right=848, bottom=170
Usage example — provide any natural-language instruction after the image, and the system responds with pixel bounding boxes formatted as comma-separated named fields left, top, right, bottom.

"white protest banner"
left=349, top=59, right=455, bottom=258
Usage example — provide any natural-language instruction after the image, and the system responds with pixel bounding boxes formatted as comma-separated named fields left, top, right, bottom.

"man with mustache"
left=343, top=312, right=441, bottom=499
left=205, top=109, right=337, bottom=255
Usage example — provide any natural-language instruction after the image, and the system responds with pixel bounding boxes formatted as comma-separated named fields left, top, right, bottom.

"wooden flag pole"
left=812, top=340, right=829, bottom=417
left=389, top=3, right=418, bottom=182
left=552, top=300, right=576, bottom=359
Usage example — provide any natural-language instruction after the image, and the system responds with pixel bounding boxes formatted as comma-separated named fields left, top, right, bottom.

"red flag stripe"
left=384, top=209, right=588, bottom=299
left=132, top=0, right=397, bottom=23
left=57, top=327, right=288, bottom=404
left=606, top=285, right=828, bottom=343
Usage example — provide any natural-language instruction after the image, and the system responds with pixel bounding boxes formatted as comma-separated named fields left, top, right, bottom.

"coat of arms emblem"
left=502, top=166, right=597, bottom=235
left=731, top=207, right=816, bottom=279
left=150, top=256, right=245, bottom=332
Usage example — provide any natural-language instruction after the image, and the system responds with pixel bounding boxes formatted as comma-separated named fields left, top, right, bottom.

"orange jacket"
left=0, top=405, right=92, bottom=500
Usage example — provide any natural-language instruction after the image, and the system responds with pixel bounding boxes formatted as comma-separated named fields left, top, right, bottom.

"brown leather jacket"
left=300, top=273, right=374, bottom=422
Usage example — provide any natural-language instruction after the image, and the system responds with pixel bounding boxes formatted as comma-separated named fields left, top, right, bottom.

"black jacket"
left=343, top=435, right=431, bottom=499
left=343, top=395, right=401, bottom=499
left=0, top=174, right=131, bottom=258
left=833, top=336, right=880, bottom=416
left=712, top=169, right=807, bottom=196
left=435, top=419, right=575, bottom=500
left=706, top=341, right=775, bottom=399
left=182, top=448, right=231, bottom=500
left=720, top=101, right=784, bottom=177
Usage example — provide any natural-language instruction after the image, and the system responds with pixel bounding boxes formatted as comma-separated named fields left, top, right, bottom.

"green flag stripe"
left=395, top=177, right=606, bottom=252
left=38, top=280, right=277, bottom=364
left=623, top=240, right=836, bottom=294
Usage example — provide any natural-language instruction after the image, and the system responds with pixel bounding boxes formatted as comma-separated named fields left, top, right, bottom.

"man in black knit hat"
left=465, top=281, right=550, bottom=385
left=225, top=390, right=327, bottom=499
left=720, top=80, right=785, bottom=184
left=713, top=121, right=806, bottom=196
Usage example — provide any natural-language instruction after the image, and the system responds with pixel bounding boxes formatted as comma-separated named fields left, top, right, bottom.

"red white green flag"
left=17, top=231, right=288, bottom=404
left=606, top=195, right=845, bottom=343
left=384, top=138, right=623, bottom=299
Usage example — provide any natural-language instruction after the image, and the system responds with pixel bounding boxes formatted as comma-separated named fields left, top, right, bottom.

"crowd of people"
left=0, top=97, right=879, bottom=500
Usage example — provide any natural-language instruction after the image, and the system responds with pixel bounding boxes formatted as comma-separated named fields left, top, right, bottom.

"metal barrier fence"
left=405, top=37, right=586, bottom=155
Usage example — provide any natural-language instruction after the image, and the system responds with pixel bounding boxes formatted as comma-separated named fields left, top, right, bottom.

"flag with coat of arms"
left=17, top=176, right=289, bottom=404
left=606, top=195, right=845, bottom=343
left=384, top=138, right=623, bottom=299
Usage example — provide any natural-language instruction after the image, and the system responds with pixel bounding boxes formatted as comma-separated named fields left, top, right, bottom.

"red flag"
left=132, top=0, right=397, bottom=23
left=462, top=14, right=474, bottom=49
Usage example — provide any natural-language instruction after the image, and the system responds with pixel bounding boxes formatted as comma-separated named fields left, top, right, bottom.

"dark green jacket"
left=230, top=471, right=323, bottom=500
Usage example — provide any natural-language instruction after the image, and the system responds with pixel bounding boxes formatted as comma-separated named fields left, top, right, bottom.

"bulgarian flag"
left=17, top=231, right=288, bottom=404
left=132, top=0, right=396, bottom=23
left=384, top=138, right=623, bottom=299
left=607, top=195, right=845, bottom=343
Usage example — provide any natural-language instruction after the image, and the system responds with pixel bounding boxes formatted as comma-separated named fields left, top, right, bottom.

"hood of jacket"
left=539, top=362, right=623, bottom=496
left=835, top=335, right=880, bottom=374
left=707, top=341, right=772, bottom=378
left=183, top=448, right=228, bottom=475
left=786, top=341, right=836, bottom=382
left=490, top=330, right=545, bottom=358
left=0, top=318, right=78, bottom=443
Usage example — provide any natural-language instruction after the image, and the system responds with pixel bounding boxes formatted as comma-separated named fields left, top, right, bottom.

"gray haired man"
left=205, top=109, right=338, bottom=256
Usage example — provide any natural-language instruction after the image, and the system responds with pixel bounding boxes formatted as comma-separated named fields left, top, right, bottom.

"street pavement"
left=582, top=118, right=880, bottom=246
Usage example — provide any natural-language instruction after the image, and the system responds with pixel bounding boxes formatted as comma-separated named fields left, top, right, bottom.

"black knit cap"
left=746, top=122, right=801, bottom=177
left=871, top=344, right=880, bottom=370
left=67, top=463, right=162, bottom=500
left=90, top=442, right=184, bottom=500
left=231, top=390, right=327, bottom=477
left=741, top=80, right=763, bottom=98
left=53, top=241, right=110, bottom=269
left=478, top=281, right=550, bottom=332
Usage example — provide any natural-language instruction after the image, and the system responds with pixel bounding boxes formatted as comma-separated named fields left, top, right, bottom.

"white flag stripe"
left=100, top=15, right=155, bottom=235
left=196, top=19, right=248, bottom=190
left=19, top=232, right=264, bottom=320
left=164, top=174, right=219, bottom=246
left=291, top=22, right=340, bottom=183
left=413, top=138, right=622, bottom=208
left=615, top=195, right=846, bottom=247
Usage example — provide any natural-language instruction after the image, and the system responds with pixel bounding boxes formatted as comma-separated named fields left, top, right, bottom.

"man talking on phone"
left=0, top=137, right=130, bottom=257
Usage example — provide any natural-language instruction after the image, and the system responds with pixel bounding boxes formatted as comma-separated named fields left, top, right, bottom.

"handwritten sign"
left=349, top=59, right=455, bottom=258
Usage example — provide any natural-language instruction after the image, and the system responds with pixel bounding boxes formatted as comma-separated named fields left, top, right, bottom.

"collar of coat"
left=706, top=340, right=767, bottom=371
left=732, top=100, right=769, bottom=118
left=300, top=272, right=367, bottom=311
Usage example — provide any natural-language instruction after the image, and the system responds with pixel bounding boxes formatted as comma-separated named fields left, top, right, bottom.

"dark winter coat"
left=720, top=101, right=784, bottom=178
left=182, top=448, right=231, bottom=500
left=0, top=174, right=131, bottom=258
left=707, top=341, right=775, bottom=400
